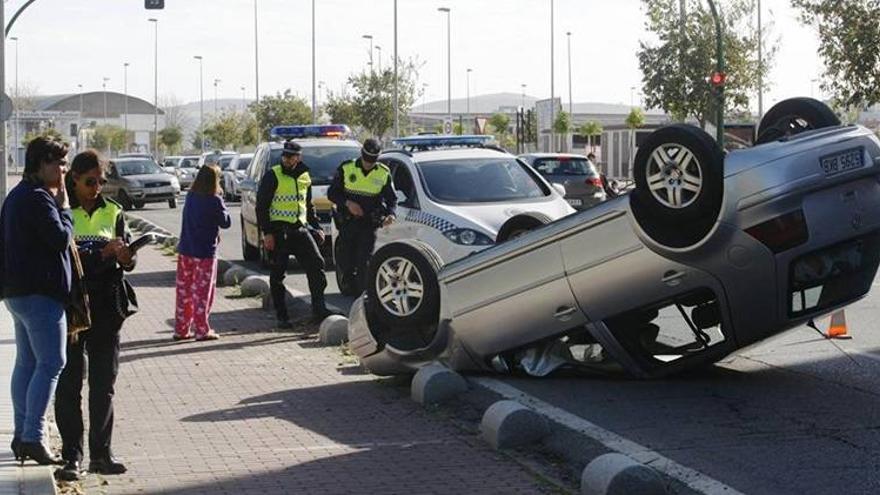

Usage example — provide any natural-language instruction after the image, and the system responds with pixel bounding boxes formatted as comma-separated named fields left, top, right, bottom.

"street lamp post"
left=566, top=31, right=573, bottom=119
left=375, top=45, right=382, bottom=72
left=241, top=86, right=246, bottom=112
left=194, top=55, right=204, bottom=152
left=10, top=36, right=18, bottom=171
left=550, top=0, right=555, bottom=151
left=213, top=78, right=221, bottom=115
left=149, top=18, right=158, bottom=156
left=102, top=77, right=110, bottom=123
left=362, top=34, right=374, bottom=71
left=521, top=83, right=527, bottom=110
left=311, top=0, right=317, bottom=124
left=438, top=7, right=451, bottom=123
left=254, top=0, right=260, bottom=103
left=393, top=0, right=399, bottom=137
left=123, top=62, right=129, bottom=142
left=466, top=68, right=472, bottom=116
left=78, top=84, right=84, bottom=150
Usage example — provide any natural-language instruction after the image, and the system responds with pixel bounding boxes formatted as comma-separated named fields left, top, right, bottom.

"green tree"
left=625, top=108, right=646, bottom=129
left=90, top=125, right=127, bottom=153
left=791, top=0, right=880, bottom=110
left=324, top=93, right=360, bottom=128
left=159, top=126, right=183, bottom=154
left=22, top=127, right=64, bottom=147
left=344, top=58, right=423, bottom=139
left=553, top=111, right=571, bottom=134
left=453, top=122, right=464, bottom=135
left=638, top=0, right=777, bottom=127
left=204, top=111, right=254, bottom=150
left=489, top=113, right=511, bottom=135
left=248, top=89, right=311, bottom=140
left=578, top=121, right=603, bottom=151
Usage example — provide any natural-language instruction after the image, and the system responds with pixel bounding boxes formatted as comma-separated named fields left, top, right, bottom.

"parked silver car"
left=221, top=153, right=253, bottom=201
left=162, top=155, right=200, bottom=189
left=519, top=153, right=606, bottom=209
left=105, top=157, right=181, bottom=209
left=349, top=98, right=880, bottom=379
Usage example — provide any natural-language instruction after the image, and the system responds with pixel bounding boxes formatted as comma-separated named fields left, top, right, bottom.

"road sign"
left=145, top=0, right=165, bottom=9
left=443, top=119, right=453, bottom=134
left=0, top=93, right=13, bottom=121
left=535, top=98, right=561, bottom=132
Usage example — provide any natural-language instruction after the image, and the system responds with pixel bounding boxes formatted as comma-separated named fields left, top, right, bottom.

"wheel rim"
left=375, top=256, right=424, bottom=317
left=645, top=143, right=703, bottom=209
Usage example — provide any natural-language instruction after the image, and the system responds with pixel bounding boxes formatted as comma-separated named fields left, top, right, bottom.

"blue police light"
left=391, top=134, right=496, bottom=149
left=270, top=124, right=352, bottom=139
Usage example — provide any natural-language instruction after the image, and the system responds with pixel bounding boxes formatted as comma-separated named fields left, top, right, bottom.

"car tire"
left=755, top=97, right=840, bottom=145
left=241, top=216, right=260, bottom=262
left=631, top=124, right=724, bottom=248
left=366, top=241, right=441, bottom=330
left=334, top=241, right=360, bottom=297
left=118, top=191, right=134, bottom=211
left=168, top=198, right=177, bottom=209
left=133, top=201, right=145, bottom=210
left=496, top=213, right=553, bottom=243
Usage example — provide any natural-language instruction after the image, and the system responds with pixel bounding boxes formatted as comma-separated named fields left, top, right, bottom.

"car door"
left=239, top=145, right=267, bottom=245
left=375, top=159, right=419, bottom=250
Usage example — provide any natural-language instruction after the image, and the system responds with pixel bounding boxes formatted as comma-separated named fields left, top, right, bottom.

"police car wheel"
left=366, top=242, right=441, bottom=330
left=755, top=97, right=840, bottom=145
left=631, top=124, right=724, bottom=248
left=497, top=213, right=553, bottom=243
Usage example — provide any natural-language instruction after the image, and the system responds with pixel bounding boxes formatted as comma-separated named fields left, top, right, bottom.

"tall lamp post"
left=10, top=36, right=18, bottom=170
left=566, top=31, right=573, bottom=119
left=194, top=55, right=204, bottom=152
left=213, top=78, right=221, bottom=115
left=102, top=77, right=110, bottom=123
left=362, top=34, right=374, bottom=71
left=149, top=18, right=158, bottom=156
left=466, top=68, right=472, bottom=116
left=254, top=0, right=260, bottom=104
left=375, top=45, right=382, bottom=72
left=549, top=0, right=556, bottom=151
left=78, top=84, right=84, bottom=150
left=240, top=86, right=246, bottom=112
left=311, top=0, right=317, bottom=124
left=393, top=0, right=399, bottom=137
left=123, top=62, right=129, bottom=148
left=438, top=7, right=451, bottom=123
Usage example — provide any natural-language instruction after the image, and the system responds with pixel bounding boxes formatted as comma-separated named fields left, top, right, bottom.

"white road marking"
left=472, top=377, right=745, bottom=495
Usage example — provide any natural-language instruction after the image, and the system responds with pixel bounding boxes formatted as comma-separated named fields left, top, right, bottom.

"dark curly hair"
left=24, top=135, right=69, bottom=179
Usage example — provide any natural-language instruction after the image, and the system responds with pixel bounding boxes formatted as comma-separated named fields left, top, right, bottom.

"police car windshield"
left=117, top=160, right=163, bottom=176
left=270, top=145, right=360, bottom=185
left=418, top=158, right=550, bottom=204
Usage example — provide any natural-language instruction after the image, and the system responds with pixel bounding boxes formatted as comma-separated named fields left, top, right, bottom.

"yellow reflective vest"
left=72, top=199, right=123, bottom=244
left=341, top=160, right=391, bottom=198
left=269, top=165, right=311, bottom=225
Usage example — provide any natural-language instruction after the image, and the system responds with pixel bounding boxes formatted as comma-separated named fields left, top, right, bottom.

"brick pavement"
left=63, top=246, right=555, bottom=494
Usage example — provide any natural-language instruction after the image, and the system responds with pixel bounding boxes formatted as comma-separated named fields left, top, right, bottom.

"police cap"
left=281, top=140, right=302, bottom=156
left=361, top=138, right=381, bottom=161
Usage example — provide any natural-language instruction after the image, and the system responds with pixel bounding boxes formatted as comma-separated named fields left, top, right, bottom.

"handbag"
left=112, top=274, right=139, bottom=320
left=66, top=241, right=92, bottom=338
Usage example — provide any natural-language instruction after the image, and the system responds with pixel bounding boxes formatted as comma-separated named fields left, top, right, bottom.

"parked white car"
left=221, top=153, right=253, bottom=201
left=330, top=135, right=575, bottom=293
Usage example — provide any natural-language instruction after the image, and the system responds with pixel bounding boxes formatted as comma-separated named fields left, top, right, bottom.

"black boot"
left=18, top=442, right=63, bottom=466
left=89, top=455, right=127, bottom=475
left=10, top=438, right=21, bottom=461
left=55, top=460, right=82, bottom=481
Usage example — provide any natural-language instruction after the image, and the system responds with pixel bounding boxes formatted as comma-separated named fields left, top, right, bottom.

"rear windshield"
left=116, top=160, right=163, bottom=176
left=237, top=157, right=252, bottom=170
left=219, top=156, right=234, bottom=169
left=269, top=145, right=361, bottom=185
left=532, top=157, right=598, bottom=177
left=418, top=157, right=550, bottom=204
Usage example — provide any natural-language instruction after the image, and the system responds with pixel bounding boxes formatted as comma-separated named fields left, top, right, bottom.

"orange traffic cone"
left=826, top=309, right=853, bottom=340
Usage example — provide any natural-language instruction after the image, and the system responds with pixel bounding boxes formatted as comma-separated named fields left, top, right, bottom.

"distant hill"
left=411, top=92, right=665, bottom=116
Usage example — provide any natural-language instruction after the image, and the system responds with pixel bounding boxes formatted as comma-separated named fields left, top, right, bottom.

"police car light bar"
left=391, top=134, right=495, bottom=149
left=270, top=124, right=352, bottom=139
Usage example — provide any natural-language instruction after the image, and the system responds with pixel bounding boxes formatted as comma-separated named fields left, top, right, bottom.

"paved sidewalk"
left=64, top=246, right=553, bottom=494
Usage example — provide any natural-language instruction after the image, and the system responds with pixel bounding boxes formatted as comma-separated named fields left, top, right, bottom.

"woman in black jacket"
left=0, top=136, right=72, bottom=465
left=54, top=150, right=135, bottom=481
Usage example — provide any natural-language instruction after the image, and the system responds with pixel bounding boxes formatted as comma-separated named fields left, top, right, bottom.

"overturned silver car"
left=348, top=98, right=880, bottom=378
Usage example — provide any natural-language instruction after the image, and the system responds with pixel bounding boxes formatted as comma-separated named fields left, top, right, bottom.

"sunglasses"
left=84, top=177, right=108, bottom=187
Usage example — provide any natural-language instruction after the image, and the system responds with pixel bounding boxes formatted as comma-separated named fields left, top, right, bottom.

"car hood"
left=122, top=173, right=176, bottom=183
left=428, top=197, right=575, bottom=237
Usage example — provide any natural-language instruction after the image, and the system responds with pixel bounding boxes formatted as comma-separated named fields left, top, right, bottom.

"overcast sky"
left=6, top=0, right=823, bottom=110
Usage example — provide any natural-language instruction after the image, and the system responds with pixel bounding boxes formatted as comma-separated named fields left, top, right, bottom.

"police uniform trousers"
left=54, top=294, right=122, bottom=463
left=336, top=219, right=377, bottom=293
left=270, top=223, right=327, bottom=320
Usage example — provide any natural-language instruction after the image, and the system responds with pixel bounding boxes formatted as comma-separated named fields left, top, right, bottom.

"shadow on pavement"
left=126, top=270, right=179, bottom=288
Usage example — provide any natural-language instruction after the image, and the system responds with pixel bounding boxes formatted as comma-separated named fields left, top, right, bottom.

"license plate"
left=149, top=186, right=172, bottom=193
left=821, top=148, right=863, bottom=177
left=567, top=198, right=583, bottom=206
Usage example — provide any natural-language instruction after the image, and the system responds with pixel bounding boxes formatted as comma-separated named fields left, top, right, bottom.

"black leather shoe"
left=18, top=442, right=63, bottom=465
left=89, top=456, right=127, bottom=475
left=55, top=460, right=82, bottom=481
left=10, top=438, right=21, bottom=461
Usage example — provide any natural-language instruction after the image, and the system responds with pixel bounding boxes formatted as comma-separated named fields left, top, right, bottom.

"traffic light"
left=145, top=0, right=164, bottom=9
left=709, top=71, right=727, bottom=88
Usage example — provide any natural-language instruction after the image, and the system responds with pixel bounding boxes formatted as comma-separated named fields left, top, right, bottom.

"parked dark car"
left=519, top=153, right=606, bottom=209
left=104, top=157, right=181, bottom=209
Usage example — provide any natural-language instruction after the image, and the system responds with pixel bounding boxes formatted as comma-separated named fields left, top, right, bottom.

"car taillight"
left=586, top=177, right=602, bottom=187
left=745, top=210, right=808, bottom=253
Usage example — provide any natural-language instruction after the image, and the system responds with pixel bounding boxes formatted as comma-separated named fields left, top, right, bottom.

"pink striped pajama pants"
left=174, top=254, right=218, bottom=338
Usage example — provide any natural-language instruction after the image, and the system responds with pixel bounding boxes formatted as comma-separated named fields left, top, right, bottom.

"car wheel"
left=118, top=191, right=134, bottom=210
left=168, top=198, right=177, bottom=209
left=133, top=201, right=145, bottom=209
left=755, top=97, right=840, bottom=145
left=631, top=124, right=724, bottom=248
left=496, top=213, right=553, bottom=243
left=334, top=240, right=360, bottom=297
left=366, top=241, right=441, bottom=330
left=241, top=216, right=260, bottom=262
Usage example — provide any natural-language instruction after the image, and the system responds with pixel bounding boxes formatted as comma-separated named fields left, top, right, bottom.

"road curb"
left=127, top=213, right=344, bottom=325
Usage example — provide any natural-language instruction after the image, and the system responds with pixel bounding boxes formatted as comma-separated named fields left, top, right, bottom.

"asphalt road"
left=134, top=197, right=880, bottom=494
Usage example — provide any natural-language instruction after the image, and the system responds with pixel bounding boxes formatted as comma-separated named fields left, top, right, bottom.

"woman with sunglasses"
left=1, top=136, right=72, bottom=466
left=53, top=149, right=135, bottom=481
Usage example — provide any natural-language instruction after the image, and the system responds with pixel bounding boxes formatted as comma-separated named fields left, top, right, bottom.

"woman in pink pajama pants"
left=174, top=162, right=231, bottom=341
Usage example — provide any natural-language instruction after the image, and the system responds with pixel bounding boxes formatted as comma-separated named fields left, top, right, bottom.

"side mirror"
left=238, top=178, right=256, bottom=192
left=552, top=183, right=567, bottom=197
left=395, top=189, right=408, bottom=205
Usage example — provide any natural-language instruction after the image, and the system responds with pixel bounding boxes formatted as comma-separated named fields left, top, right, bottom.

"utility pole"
left=375, top=45, right=382, bottom=72
left=393, top=0, right=399, bottom=137
left=78, top=84, right=84, bottom=151
left=254, top=0, right=260, bottom=104
left=10, top=36, right=18, bottom=172
left=194, top=55, right=204, bottom=152
left=757, top=0, right=763, bottom=118
left=566, top=31, right=573, bottom=120
left=311, top=0, right=317, bottom=124
left=213, top=78, right=221, bottom=115
left=103, top=77, right=110, bottom=123
left=150, top=18, right=159, bottom=156
left=550, top=0, right=555, bottom=151
left=466, top=68, right=472, bottom=115
left=1, top=2, right=7, bottom=204
left=438, top=7, right=452, bottom=123
left=123, top=62, right=129, bottom=142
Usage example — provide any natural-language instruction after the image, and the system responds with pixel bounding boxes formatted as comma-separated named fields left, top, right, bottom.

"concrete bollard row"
left=581, top=454, right=667, bottom=495
left=480, top=400, right=550, bottom=450
left=318, top=315, right=349, bottom=345
left=411, top=363, right=468, bottom=405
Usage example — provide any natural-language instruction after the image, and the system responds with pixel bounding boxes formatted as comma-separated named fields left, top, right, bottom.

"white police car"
left=331, top=135, right=575, bottom=286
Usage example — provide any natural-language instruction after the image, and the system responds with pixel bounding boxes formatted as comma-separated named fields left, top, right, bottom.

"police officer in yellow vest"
left=328, top=138, right=397, bottom=296
left=55, top=150, right=134, bottom=481
left=256, top=140, right=331, bottom=328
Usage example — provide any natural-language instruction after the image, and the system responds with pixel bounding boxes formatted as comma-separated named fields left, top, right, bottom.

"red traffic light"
left=710, top=71, right=727, bottom=87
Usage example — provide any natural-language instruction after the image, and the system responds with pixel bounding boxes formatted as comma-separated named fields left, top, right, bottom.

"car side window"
left=249, top=148, right=264, bottom=180
left=389, top=160, right=418, bottom=209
